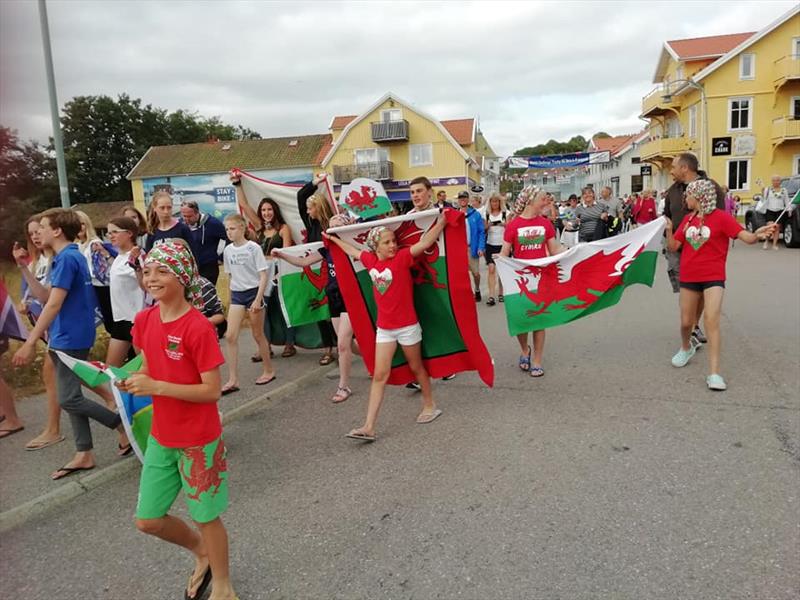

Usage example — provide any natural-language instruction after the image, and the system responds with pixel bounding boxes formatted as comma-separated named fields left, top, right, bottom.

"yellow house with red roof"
left=322, top=92, right=499, bottom=203
left=640, top=5, right=800, bottom=200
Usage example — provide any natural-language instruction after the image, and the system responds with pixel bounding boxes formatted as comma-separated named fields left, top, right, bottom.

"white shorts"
left=375, top=322, right=422, bottom=346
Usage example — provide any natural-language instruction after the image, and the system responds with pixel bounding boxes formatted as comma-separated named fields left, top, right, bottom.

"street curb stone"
left=0, top=363, right=336, bottom=533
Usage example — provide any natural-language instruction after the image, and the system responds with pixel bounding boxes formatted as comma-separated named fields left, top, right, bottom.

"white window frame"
left=739, top=53, right=755, bottom=80
left=409, top=143, right=433, bottom=168
left=354, top=147, right=389, bottom=165
left=726, top=158, right=751, bottom=191
left=791, top=96, right=800, bottom=119
left=380, top=109, right=402, bottom=123
left=728, top=97, right=753, bottom=132
left=793, top=154, right=800, bottom=176
left=688, top=105, right=697, bottom=138
left=792, top=37, right=800, bottom=58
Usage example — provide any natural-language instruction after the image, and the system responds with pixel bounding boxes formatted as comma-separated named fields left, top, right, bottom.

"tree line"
left=1, top=94, right=260, bottom=258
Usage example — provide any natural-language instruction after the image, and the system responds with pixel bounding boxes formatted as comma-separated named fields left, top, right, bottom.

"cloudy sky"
left=1, top=0, right=796, bottom=156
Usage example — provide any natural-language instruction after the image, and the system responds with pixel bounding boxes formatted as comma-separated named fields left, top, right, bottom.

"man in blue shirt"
left=457, top=191, right=486, bottom=301
left=179, top=200, right=227, bottom=284
left=13, top=208, right=130, bottom=480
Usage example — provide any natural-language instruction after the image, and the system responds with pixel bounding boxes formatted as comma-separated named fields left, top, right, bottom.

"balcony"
left=371, top=120, right=409, bottom=142
left=771, top=116, right=800, bottom=144
left=773, top=55, right=800, bottom=89
left=640, top=86, right=681, bottom=118
left=639, top=136, right=692, bottom=160
left=333, top=161, right=394, bottom=183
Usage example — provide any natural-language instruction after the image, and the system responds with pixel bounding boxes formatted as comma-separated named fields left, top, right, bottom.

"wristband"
left=232, top=180, right=241, bottom=187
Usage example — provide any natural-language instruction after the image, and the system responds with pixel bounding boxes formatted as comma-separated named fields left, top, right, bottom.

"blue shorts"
left=230, top=287, right=260, bottom=307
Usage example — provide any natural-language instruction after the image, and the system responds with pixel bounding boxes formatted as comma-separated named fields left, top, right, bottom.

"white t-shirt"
left=486, top=211, right=506, bottom=246
left=109, top=251, right=145, bottom=322
left=223, top=240, right=270, bottom=291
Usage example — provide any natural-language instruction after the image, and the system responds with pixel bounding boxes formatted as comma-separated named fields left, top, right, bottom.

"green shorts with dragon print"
left=136, top=435, right=228, bottom=524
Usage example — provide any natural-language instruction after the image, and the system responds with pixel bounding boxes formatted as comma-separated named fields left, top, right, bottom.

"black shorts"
left=108, top=319, right=133, bottom=342
left=327, top=286, right=346, bottom=319
left=679, top=281, right=725, bottom=292
left=485, top=244, right=502, bottom=265
left=765, top=209, right=784, bottom=224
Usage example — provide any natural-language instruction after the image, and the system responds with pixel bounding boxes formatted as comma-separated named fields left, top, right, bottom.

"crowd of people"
left=0, top=156, right=786, bottom=600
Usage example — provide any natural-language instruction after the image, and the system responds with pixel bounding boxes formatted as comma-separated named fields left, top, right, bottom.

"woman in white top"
left=762, top=174, right=789, bottom=251
left=74, top=210, right=115, bottom=333
left=106, top=216, right=146, bottom=367
left=221, top=213, right=276, bottom=395
left=483, top=193, right=508, bottom=306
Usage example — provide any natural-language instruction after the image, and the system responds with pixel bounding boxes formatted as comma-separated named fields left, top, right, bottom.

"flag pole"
left=771, top=190, right=800, bottom=225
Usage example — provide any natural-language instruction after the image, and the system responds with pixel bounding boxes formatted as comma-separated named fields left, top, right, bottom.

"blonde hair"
left=73, top=210, right=98, bottom=243
left=308, top=193, right=333, bottom=231
left=487, top=192, right=506, bottom=213
left=224, top=212, right=254, bottom=240
left=147, top=191, right=173, bottom=234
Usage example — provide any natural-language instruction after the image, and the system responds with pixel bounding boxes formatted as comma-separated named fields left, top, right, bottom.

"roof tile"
left=441, top=118, right=475, bottom=145
left=667, top=32, right=755, bottom=59
left=330, top=115, right=357, bottom=129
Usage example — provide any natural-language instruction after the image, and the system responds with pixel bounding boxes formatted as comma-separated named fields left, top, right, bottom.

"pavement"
left=1, top=241, right=798, bottom=600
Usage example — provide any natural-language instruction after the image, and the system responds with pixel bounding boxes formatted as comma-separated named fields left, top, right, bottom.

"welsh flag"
left=54, top=351, right=152, bottom=463
left=496, top=218, right=665, bottom=334
left=328, top=208, right=494, bottom=387
left=339, top=178, right=392, bottom=220
left=276, top=242, right=331, bottom=327
left=236, top=169, right=337, bottom=244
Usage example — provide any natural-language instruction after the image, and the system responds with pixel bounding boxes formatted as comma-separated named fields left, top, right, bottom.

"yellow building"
left=640, top=5, right=800, bottom=201
left=322, top=92, right=499, bottom=202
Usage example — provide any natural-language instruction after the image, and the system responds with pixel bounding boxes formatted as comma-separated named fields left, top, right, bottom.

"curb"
left=0, top=363, right=336, bottom=533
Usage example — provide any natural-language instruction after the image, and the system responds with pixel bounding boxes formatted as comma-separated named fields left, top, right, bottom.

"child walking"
left=221, top=213, right=275, bottom=395
left=326, top=215, right=447, bottom=441
left=665, top=179, right=775, bottom=390
left=116, top=241, right=237, bottom=600
left=499, top=190, right=563, bottom=377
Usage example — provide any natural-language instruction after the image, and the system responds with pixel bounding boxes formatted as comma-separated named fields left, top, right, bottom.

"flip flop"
left=221, top=385, right=240, bottom=396
left=184, top=565, right=212, bottom=600
left=331, top=386, right=352, bottom=403
left=118, top=443, right=134, bottom=457
left=530, top=366, right=544, bottom=378
left=281, top=346, right=297, bottom=358
left=319, top=353, right=336, bottom=366
left=416, top=408, right=443, bottom=424
left=0, top=426, right=24, bottom=439
left=518, top=350, right=531, bottom=372
left=346, top=430, right=376, bottom=442
left=255, top=375, right=277, bottom=386
left=52, top=465, right=95, bottom=480
left=25, top=435, right=66, bottom=451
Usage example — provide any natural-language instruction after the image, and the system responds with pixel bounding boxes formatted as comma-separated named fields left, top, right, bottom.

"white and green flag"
left=496, top=218, right=665, bottom=335
left=276, top=242, right=331, bottom=327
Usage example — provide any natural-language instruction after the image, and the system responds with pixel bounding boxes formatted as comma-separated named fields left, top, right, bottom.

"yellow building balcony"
left=773, top=55, right=800, bottom=90
left=640, top=87, right=681, bottom=118
left=639, top=136, right=692, bottom=160
left=771, top=116, right=800, bottom=144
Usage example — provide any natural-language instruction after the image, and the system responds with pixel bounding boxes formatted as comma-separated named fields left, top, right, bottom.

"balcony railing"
left=371, top=120, right=409, bottom=142
left=640, top=84, right=682, bottom=117
left=639, top=136, right=691, bottom=159
left=771, top=116, right=800, bottom=142
left=773, top=54, right=800, bottom=86
left=333, top=161, right=394, bottom=183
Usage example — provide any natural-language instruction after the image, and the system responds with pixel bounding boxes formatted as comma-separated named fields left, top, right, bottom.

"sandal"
left=530, top=366, right=544, bottom=378
left=498, top=294, right=504, bottom=302
left=518, top=350, right=531, bottom=372
left=184, top=564, right=212, bottom=600
left=319, top=353, right=336, bottom=366
left=331, top=386, right=352, bottom=403
left=281, top=345, right=297, bottom=358
left=486, top=297, right=496, bottom=306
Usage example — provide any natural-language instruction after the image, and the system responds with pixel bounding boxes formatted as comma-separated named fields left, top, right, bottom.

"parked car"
left=744, top=175, right=800, bottom=248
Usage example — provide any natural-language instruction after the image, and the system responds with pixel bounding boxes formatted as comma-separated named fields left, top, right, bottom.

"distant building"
left=585, top=132, right=649, bottom=197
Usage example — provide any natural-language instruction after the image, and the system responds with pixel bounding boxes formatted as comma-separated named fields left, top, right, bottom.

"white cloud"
left=0, top=0, right=796, bottom=156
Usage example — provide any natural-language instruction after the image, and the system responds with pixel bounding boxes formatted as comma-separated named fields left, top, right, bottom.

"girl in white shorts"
left=326, top=216, right=447, bottom=441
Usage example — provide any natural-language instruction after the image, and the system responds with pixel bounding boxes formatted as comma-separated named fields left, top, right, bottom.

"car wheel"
left=785, top=221, right=800, bottom=248
left=745, top=214, right=754, bottom=233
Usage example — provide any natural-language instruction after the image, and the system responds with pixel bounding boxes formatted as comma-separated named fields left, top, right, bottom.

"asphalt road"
left=2, top=242, right=798, bottom=600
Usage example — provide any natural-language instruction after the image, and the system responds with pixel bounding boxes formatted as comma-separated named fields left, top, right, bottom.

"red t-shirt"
left=360, top=247, right=417, bottom=330
left=503, top=215, right=555, bottom=259
left=673, top=209, right=742, bottom=282
left=132, top=305, right=225, bottom=448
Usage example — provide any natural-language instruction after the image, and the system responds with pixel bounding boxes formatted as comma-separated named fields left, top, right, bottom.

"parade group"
left=1, top=151, right=787, bottom=600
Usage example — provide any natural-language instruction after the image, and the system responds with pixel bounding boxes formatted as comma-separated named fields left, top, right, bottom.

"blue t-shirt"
left=48, top=244, right=97, bottom=350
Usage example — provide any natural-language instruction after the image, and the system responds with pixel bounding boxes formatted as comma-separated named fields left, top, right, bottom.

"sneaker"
left=474, top=290, right=481, bottom=302
left=441, top=374, right=456, bottom=381
left=692, top=326, right=707, bottom=344
left=405, top=382, right=421, bottom=391
left=706, top=373, right=727, bottom=391
left=671, top=345, right=696, bottom=368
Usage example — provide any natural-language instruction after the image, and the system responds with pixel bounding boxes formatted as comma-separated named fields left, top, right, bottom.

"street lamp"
left=661, top=79, right=708, bottom=170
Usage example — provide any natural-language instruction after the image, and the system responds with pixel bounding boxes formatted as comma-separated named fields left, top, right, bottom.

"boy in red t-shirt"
left=116, top=241, right=237, bottom=600
left=665, top=179, right=775, bottom=391
left=326, top=215, right=447, bottom=441
left=499, top=190, right=563, bottom=377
